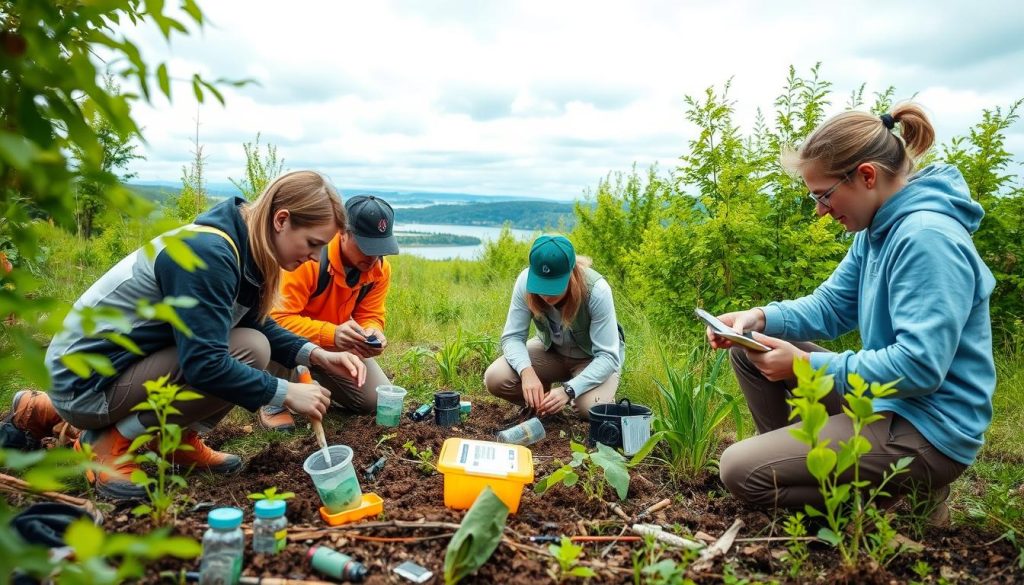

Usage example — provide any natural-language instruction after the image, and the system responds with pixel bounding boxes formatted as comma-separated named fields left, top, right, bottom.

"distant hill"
left=396, top=201, right=577, bottom=231
left=127, top=183, right=581, bottom=230
left=129, top=183, right=179, bottom=204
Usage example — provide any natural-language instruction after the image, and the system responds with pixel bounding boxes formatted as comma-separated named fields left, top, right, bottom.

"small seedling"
left=403, top=440, right=436, bottom=475
left=247, top=487, right=295, bottom=502
left=546, top=536, right=596, bottom=582
left=376, top=432, right=397, bottom=450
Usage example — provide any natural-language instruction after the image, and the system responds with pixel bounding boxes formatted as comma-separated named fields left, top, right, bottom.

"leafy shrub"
left=479, top=224, right=530, bottom=283
left=787, top=358, right=912, bottom=568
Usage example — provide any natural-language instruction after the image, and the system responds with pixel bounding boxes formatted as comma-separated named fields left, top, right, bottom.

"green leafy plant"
left=0, top=0, right=242, bottom=389
left=400, top=345, right=434, bottom=390
left=403, top=440, right=436, bottom=475
left=546, top=536, right=597, bottom=582
left=652, top=347, right=744, bottom=483
left=466, top=332, right=501, bottom=370
left=787, top=358, right=912, bottom=568
left=58, top=517, right=201, bottom=585
left=909, top=560, right=932, bottom=585
left=247, top=487, right=296, bottom=502
left=444, top=486, right=510, bottom=584
left=0, top=450, right=200, bottom=584
left=963, top=466, right=1024, bottom=568
left=229, top=132, right=286, bottom=201
left=781, top=512, right=810, bottom=579
left=535, top=440, right=657, bottom=502
left=631, top=534, right=697, bottom=585
left=434, top=330, right=471, bottom=388
left=127, top=375, right=203, bottom=524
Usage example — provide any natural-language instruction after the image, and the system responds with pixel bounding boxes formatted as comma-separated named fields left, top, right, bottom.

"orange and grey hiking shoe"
left=7, top=391, right=61, bottom=444
left=258, top=405, right=296, bottom=432
left=75, top=427, right=147, bottom=501
left=169, top=430, right=242, bottom=474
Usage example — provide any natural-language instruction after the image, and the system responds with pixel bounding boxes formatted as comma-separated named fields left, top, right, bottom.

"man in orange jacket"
left=260, top=195, right=399, bottom=431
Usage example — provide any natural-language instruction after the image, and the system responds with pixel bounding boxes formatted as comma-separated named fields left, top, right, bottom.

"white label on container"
left=455, top=439, right=518, bottom=477
left=621, top=414, right=652, bottom=456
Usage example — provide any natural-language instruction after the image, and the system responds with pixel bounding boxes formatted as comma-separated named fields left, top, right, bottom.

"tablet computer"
left=694, top=308, right=771, bottom=352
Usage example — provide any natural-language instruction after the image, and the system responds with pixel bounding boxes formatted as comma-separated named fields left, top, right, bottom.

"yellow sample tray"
left=436, top=438, right=534, bottom=513
left=319, top=493, right=383, bottom=526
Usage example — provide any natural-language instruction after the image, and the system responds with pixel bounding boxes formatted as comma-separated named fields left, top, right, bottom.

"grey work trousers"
left=719, top=343, right=967, bottom=509
left=484, top=338, right=619, bottom=420
left=56, top=328, right=272, bottom=439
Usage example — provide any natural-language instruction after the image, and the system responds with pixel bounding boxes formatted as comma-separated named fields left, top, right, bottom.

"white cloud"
left=122, top=0, right=1024, bottom=199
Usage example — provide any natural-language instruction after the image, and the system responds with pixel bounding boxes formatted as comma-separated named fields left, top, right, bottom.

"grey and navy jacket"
left=45, top=198, right=316, bottom=422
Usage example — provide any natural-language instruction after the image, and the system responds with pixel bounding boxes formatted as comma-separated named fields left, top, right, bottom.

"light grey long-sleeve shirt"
left=500, top=269, right=623, bottom=395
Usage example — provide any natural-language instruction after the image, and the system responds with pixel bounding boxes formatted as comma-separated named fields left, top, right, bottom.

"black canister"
left=434, top=391, right=461, bottom=426
left=587, top=398, right=652, bottom=449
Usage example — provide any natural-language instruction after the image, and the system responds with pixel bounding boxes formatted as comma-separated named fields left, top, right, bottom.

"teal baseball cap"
left=527, top=235, right=576, bottom=296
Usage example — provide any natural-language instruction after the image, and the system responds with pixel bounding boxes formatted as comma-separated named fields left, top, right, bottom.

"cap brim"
left=526, top=271, right=571, bottom=296
left=353, top=234, right=399, bottom=256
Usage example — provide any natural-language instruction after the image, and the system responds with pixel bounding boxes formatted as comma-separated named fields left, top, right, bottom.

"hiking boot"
left=925, top=485, right=951, bottom=528
left=258, top=406, right=295, bottom=432
left=7, top=391, right=63, bottom=445
left=75, top=428, right=146, bottom=501
left=168, top=431, right=242, bottom=474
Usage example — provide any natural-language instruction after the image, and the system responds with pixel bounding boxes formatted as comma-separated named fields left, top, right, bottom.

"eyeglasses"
left=807, top=170, right=854, bottom=209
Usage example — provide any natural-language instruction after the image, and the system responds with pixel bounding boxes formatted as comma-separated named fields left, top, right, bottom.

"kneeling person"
left=261, top=195, right=398, bottom=430
left=484, top=235, right=624, bottom=419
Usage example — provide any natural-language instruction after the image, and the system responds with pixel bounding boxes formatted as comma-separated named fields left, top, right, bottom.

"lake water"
left=395, top=223, right=536, bottom=260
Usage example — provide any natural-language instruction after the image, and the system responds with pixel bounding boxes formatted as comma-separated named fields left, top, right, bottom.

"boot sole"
left=95, top=479, right=147, bottom=501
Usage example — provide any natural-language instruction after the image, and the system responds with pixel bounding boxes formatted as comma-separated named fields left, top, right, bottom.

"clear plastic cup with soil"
left=302, top=444, right=363, bottom=514
left=374, top=385, right=407, bottom=427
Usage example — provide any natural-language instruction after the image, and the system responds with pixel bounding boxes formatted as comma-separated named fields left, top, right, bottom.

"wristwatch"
left=563, top=385, right=576, bottom=401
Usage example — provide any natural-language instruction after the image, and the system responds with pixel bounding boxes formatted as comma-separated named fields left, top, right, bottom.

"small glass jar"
left=252, top=499, right=288, bottom=554
left=200, top=507, right=244, bottom=585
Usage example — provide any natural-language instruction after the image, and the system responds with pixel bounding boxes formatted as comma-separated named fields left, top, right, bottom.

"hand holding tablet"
left=694, top=307, right=771, bottom=352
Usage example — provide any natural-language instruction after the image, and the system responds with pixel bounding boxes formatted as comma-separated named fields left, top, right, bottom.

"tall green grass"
left=3, top=230, right=1024, bottom=475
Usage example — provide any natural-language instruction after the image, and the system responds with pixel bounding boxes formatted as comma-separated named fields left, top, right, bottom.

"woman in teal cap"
left=484, top=235, right=624, bottom=419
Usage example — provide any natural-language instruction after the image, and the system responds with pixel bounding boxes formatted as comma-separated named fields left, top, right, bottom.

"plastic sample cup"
left=303, top=445, right=363, bottom=514
left=496, top=417, right=546, bottom=446
left=375, top=385, right=407, bottom=427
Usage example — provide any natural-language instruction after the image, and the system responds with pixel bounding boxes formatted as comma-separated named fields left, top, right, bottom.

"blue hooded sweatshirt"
left=761, top=164, right=996, bottom=465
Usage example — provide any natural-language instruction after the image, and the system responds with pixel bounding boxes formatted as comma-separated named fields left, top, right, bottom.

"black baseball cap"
left=345, top=195, right=399, bottom=256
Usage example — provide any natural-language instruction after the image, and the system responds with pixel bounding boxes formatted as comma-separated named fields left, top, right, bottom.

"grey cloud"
left=435, top=86, right=515, bottom=121
left=534, top=81, right=642, bottom=112
left=355, top=112, right=428, bottom=136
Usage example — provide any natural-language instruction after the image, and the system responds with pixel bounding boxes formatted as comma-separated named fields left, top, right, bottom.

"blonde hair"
left=526, top=256, right=593, bottom=326
left=240, top=170, right=345, bottom=320
left=782, top=102, right=936, bottom=178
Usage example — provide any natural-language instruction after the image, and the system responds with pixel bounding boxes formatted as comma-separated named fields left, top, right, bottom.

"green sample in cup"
left=375, top=385, right=407, bottom=427
left=315, top=475, right=362, bottom=513
left=302, top=444, right=363, bottom=514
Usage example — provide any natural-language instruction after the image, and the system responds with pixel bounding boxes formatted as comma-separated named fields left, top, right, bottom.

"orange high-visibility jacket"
left=270, top=233, right=391, bottom=350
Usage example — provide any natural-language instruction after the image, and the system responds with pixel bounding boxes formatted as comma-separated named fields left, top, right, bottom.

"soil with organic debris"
left=17, top=396, right=1024, bottom=583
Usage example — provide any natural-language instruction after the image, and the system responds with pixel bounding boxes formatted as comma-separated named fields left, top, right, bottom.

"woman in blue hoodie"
left=712, top=103, right=995, bottom=524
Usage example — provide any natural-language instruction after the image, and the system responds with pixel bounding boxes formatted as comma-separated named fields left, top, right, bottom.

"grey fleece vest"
left=532, top=267, right=614, bottom=356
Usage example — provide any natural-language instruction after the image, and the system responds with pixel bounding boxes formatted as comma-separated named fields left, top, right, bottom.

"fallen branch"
left=0, top=472, right=104, bottom=523
left=630, top=524, right=704, bottom=550
left=691, top=518, right=744, bottom=572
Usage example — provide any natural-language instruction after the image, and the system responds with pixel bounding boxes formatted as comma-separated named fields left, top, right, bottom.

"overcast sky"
left=123, top=0, right=1024, bottom=200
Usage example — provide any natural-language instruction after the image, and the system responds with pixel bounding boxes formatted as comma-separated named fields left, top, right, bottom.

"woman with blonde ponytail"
left=16, top=170, right=367, bottom=500
left=709, top=104, right=995, bottom=525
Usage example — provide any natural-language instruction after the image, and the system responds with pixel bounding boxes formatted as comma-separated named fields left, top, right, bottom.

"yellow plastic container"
left=319, top=493, right=383, bottom=526
left=437, top=437, right=534, bottom=513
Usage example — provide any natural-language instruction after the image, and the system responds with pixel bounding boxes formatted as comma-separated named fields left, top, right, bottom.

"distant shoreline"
left=396, top=231, right=481, bottom=247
